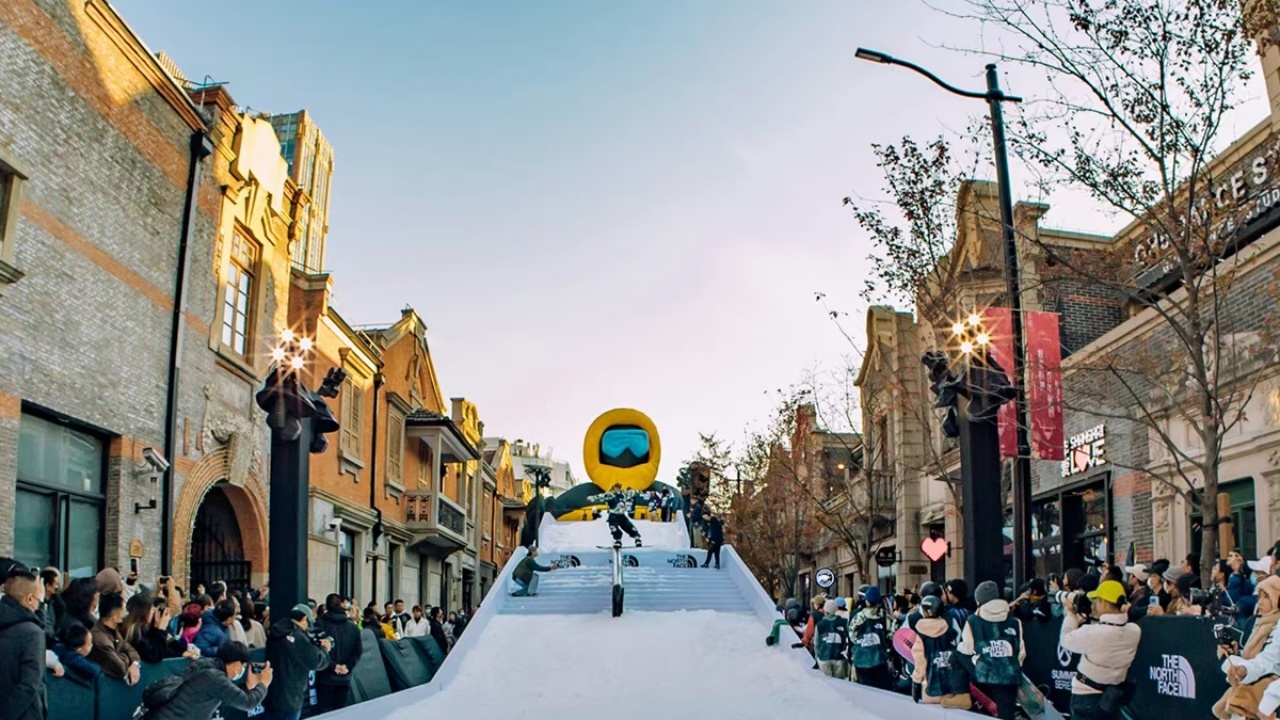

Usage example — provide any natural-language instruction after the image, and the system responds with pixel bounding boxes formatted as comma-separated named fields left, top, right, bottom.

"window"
left=339, top=378, right=365, bottom=460
left=0, top=153, right=27, bottom=288
left=15, top=413, right=105, bottom=578
left=386, top=412, right=404, bottom=488
left=1192, top=478, right=1256, bottom=557
left=220, top=232, right=258, bottom=357
left=338, top=530, right=355, bottom=599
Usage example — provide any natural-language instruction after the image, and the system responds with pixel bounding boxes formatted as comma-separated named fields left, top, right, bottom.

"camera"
left=1189, top=586, right=1237, bottom=616
left=142, top=447, right=170, bottom=473
left=307, top=626, right=331, bottom=648
left=327, top=517, right=342, bottom=531
left=1055, top=590, right=1092, bottom=618
left=1215, top=623, right=1243, bottom=647
left=250, top=663, right=265, bottom=674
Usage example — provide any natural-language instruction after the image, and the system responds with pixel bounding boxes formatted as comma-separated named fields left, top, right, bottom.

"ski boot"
left=635, top=537, right=643, bottom=548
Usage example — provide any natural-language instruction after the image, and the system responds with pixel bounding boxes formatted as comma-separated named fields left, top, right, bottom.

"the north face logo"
left=1004, top=627, right=1018, bottom=636
left=1057, top=644, right=1073, bottom=667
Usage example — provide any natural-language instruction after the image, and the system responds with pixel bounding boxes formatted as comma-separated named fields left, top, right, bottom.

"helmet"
left=919, top=581, right=943, bottom=599
left=920, top=595, right=943, bottom=618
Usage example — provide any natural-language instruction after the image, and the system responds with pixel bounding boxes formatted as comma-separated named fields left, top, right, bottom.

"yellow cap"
left=1087, top=580, right=1126, bottom=605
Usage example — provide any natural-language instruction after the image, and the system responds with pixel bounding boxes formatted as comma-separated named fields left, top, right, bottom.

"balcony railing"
left=439, top=497, right=466, bottom=536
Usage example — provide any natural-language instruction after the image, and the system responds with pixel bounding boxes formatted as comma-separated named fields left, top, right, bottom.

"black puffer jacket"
left=147, top=658, right=267, bottom=720
left=0, top=595, right=47, bottom=720
left=263, top=618, right=328, bottom=714
left=315, top=611, right=362, bottom=687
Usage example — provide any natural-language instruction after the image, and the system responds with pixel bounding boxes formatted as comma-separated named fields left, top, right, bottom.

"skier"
left=587, top=483, right=643, bottom=547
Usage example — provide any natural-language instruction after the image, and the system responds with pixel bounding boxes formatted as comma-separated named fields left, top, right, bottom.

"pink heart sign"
left=921, top=537, right=950, bottom=562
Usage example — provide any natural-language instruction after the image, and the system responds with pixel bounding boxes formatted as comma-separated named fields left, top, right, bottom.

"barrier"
left=1020, top=615, right=1078, bottom=713
left=43, top=636, right=453, bottom=720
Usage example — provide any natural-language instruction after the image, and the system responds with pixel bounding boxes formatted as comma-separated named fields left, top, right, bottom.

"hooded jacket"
left=146, top=658, right=268, bottom=720
left=263, top=617, right=329, bottom=713
left=911, top=616, right=968, bottom=704
left=958, top=599, right=1026, bottom=685
left=1060, top=611, right=1141, bottom=694
left=0, top=595, right=48, bottom=720
left=316, top=610, right=362, bottom=687
left=52, top=642, right=102, bottom=686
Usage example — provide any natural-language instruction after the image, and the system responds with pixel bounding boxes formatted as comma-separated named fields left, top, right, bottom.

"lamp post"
left=256, top=329, right=346, bottom=623
left=856, top=48, right=1034, bottom=590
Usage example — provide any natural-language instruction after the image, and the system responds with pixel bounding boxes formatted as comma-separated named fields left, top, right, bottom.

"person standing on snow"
left=850, top=586, right=893, bottom=689
left=815, top=599, right=850, bottom=679
left=587, top=484, right=643, bottom=548
left=910, top=595, right=971, bottom=708
left=702, top=511, right=724, bottom=569
left=958, top=580, right=1026, bottom=720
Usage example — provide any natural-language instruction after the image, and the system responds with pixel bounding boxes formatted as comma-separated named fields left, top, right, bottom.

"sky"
left=112, top=0, right=1270, bottom=481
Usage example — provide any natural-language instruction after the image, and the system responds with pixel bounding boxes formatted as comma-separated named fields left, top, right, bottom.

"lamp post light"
left=256, top=328, right=345, bottom=623
left=857, top=47, right=1035, bottom=590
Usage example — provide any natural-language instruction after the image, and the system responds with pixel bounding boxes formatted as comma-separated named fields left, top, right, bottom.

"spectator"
left=1227, top=551, right=1256, bottom=605
left=194, top=600, right=237, bottom=658
left=146, top=642, right=271, bottom=720
left=0, top=564, right=48, bottom=720
left=240, top=597, right=266, bottom=648
left=88, top=591, right=140, bottom=684
left=1181, top=553, right=1201, bottom=585
left=1218, top=576, right=1280, bottom=720
left=392, top=600, right=411, bottom=637
left=815, top=599, right=849, bottom=679
left=315, top=593, right=362, bottom=713
left=801, top=594, right=826, bottom=656
left=1011, top=578, right=1052, bottom=622
left=1122, top=565, right=1155, bottom=623
left=428, top=607, right=449, bottom=655
left=850, top=587, right=892, bottom=689
left=943, top=579, right=974, bottom=630
left=121, top=593, right=154, bottom=650
left=208, top=582, right=227, bottom=605
left=1060, top=580, right=1141, bottom=720
left=402, top=606, right=429, bottom=638
left=379, top=602, right=400, bottom=639
left=512, top=547, right=557, bottom=597
left=39, top=569, right=61, bottom=646
left=911, top=595, right=970, bottom=708
left=52, top=623, right=101, bottom=686
left=226, top=595, right=249, bottom=647
left=702, top=511, right=724, bottom=569
left=58, top=577, right=98, bottom=636
left=958, top=580, right=1026, bottom=720
left=134, top=597, right=197, bottom=663
left=362, top=608, right=386, bottom=639
left=179, top=603, right=204, bottom=644
left=261, top=604, right=330, bottom=720
left=660, top=488, right=674, bottom=522
left=442, top=612, right=457, bottom=647
left=94, top=568, right=136, bottom=602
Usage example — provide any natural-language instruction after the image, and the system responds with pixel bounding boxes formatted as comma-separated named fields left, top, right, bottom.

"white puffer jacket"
left=1060, top=611, right=1141, bottom=694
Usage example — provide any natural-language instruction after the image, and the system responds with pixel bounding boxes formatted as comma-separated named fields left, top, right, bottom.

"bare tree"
left=927, top=0, right=1280, bottom=574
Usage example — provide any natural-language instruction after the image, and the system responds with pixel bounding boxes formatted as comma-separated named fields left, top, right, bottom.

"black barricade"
left=1126, top=615, right=1227, bottom=720
left=1020, top=615, right=1078, bottom=713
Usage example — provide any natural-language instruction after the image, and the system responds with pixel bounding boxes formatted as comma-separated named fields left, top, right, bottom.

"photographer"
left=146, top=642, right=272, bottom=720
left=1060, top=580, right=1141, bottom=720
left=1216, top=576, right=1280, bottom=720
left=261, top=604, right=330, bottom=720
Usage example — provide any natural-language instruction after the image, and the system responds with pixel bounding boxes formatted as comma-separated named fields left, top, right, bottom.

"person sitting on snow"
left=587, top=483, right=643, bottom=548
left=511, top=548, right=557, bottom=597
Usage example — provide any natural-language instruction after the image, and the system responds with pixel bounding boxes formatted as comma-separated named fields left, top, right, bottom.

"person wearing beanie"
left=262, top=604, right=331, bottom=720
left=958, top=580, right=1026, bottom=720
left=850, top=586, right=893, bottom=689
left=814, top=599, right=850, bottom=679
left=833, top=596, right=850, bottom=620
left=1060, top=579, right=1141, bottom=719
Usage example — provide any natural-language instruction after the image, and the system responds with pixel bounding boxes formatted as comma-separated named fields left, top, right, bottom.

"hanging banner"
left=981, top=307, right=1018, bottom=458
left=982, top=308, right=1064, bottom=460
left=1025, top=311, right=1065, bottom=461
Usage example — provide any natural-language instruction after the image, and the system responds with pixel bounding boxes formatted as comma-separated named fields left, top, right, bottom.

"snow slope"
left=383, top=611, right=884, bottom=720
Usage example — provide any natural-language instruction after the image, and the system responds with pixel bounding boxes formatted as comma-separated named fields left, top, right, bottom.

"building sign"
left=1060, top=424, right=1106, bottom=478
left=1132, top=133, right=1280, bottom=288
left=815, top=568, right=835, bottom=588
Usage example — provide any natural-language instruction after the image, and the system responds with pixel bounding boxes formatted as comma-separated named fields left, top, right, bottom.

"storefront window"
left=1032, top=500, right=1062, bottom=578
left=15, top=413, right=105, bottom=577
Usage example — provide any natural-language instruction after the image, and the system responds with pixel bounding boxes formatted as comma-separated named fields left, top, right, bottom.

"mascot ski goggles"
left=600, top=427, right=650, bottom=468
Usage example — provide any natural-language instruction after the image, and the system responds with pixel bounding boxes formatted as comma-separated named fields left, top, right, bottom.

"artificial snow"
left=382, top=610, right=889, bottom=720
left=538, top=513, right=691, bottom=551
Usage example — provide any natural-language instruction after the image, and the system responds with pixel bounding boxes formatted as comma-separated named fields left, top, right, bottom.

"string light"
left=280, top=328, right=296, bottom=343
left=952, top=322, right=966, bottom=335
left=299, top=338, right=313, bottom=351
left=967, top=313, right=981, bottom=327
left=271, top=347, right=286, bottom=362
left=976, top=332, right=990, bottom=346
left=960, top=341, right=974, bottom=354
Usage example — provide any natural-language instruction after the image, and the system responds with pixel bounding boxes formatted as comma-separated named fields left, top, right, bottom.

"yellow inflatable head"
left=583, top=408, right=661, bottom=492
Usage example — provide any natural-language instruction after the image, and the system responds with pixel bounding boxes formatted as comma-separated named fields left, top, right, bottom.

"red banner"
left=981, top=308, right=1018, bottom=458
left=980, top=308, right=1064, bottom=460
left=1026, top=311, right=1064, bottom=461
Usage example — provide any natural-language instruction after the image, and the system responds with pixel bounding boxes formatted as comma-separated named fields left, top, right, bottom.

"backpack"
left=133, top=661, right=202, bottom=719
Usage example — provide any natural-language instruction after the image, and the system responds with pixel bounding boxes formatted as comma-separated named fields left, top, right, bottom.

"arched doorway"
left=190, top=484, right=251, bottom=593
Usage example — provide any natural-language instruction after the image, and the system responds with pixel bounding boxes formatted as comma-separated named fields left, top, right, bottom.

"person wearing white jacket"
left=1223, top=576, right=1280, bottom=720
left=1060, top=579, right=1141, bottom=720
left=402, top=606, right=430, bottom=638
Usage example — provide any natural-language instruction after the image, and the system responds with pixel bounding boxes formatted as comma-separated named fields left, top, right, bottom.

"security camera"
left=327, top=517, right=342, bottom=531
left=142, top=447, right=170, bottom=473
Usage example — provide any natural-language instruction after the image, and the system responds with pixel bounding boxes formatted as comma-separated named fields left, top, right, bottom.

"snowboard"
left=892, top=627, right=997, bottom=716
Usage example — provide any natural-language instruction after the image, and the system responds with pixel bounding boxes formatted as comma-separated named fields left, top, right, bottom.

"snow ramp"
left=320, top=517, right=968, bottom=720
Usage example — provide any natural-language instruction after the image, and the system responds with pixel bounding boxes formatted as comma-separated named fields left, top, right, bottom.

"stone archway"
left=172, top=447, right=269, bottom=590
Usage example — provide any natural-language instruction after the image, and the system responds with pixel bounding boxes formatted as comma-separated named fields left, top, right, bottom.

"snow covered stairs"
left=501, top=552, right=752, bottom=616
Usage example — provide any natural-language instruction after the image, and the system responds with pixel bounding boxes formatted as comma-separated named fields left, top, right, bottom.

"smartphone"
left=129, top=558, right=139, bottom=575
left=250, top=663, right=266, bottom=674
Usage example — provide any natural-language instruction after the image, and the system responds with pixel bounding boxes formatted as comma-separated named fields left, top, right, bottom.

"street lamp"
left=856, top=47, right=1035, bottom=590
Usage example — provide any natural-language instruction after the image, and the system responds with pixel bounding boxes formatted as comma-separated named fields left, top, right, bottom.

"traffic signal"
left=921, top=351, right=961, bottom=438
